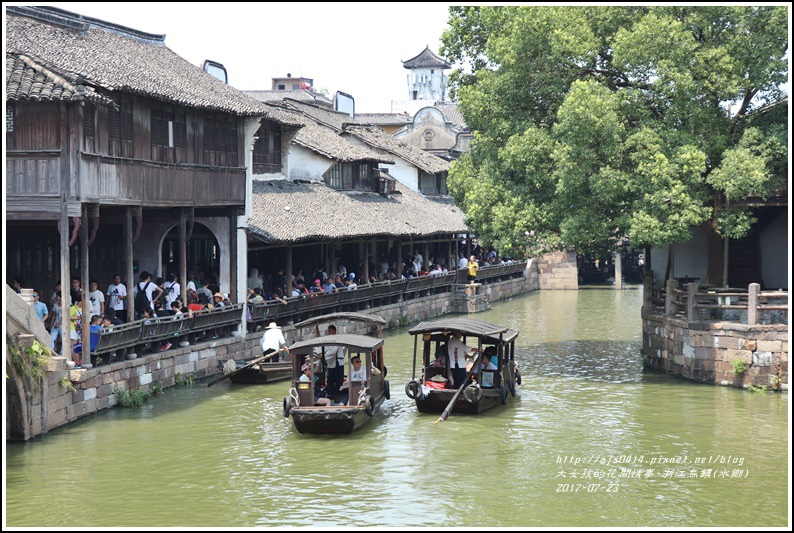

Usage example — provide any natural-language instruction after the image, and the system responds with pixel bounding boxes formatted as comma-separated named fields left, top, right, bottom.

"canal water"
left=5, top=287, right=789, bottom=527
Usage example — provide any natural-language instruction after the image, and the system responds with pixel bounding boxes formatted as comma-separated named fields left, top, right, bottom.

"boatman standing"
left=260, top=322, right=288, bottom=362
left=447, top=330, right=475, bottom=388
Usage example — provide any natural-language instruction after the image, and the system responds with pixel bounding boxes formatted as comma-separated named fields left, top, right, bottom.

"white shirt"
left=88, top=289, right=105, bottom=317
left=107, top=282, right=127, bottom=311
left=447, top=336, right=469, bottom=368
left=136, top=281, right=157, bottom=310
left=261, top=327, right=287, bottom=353
left=349, top=365, right=366, bottom=381
left=299, top=373, right=311, bottom=382
left=322, top=345, right=346, bottom=369
left=163, top=281, right=181, bottom=306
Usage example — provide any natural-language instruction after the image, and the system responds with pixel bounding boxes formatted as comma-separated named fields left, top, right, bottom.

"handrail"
left=647, top=280, right=787, bottom=326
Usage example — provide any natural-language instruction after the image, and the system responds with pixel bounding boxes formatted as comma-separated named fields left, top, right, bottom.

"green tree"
left=442, top=6, right=787, bottom=284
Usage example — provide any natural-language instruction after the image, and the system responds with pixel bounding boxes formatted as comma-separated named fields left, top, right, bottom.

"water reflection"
left=5, top=288, right=788, bottom=527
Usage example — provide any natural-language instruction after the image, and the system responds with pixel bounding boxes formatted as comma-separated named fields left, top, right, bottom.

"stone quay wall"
left=8, top=263, right=540, bottom=440
left=642, top=313, right=788, bottom=391
left=537, top=251, right=578, bottom=290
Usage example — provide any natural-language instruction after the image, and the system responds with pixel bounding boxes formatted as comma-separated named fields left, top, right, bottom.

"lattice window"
left=6, top=102, right=14, bottom=132
left=108, top=96, right=133, bottom=157
left=252, top=124, right=283, bottom=174
left=203, top=114, right=238, bottom=166
left=325, top=162, right=344, bottom=189
left=83, top=101, right=95, bottom=139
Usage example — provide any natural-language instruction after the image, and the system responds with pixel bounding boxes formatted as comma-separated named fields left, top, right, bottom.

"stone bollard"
left=747, top=283, right=759, bottom=326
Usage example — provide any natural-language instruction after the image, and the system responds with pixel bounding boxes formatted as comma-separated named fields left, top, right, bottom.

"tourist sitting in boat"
left=299, top=363, right=331, bottom=406
left=338, top=355, right=381, bottom=405
left=430, top=350, right=447, bottom=368
left=474, top=352, right=497, bottom=374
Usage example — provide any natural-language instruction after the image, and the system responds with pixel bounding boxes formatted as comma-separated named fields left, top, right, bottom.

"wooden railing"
left=248, top=260, right=528, bottom=328
left=92, top=303, right=244, bottom=361
left=645, top=278, right=788, bottom=326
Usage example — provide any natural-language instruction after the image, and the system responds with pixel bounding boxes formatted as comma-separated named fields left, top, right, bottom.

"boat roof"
left=288, top=333, right=384, bottom=353
left=292, top=312, right=387, bottom=330
left=408, top=318, right=519, bottom=343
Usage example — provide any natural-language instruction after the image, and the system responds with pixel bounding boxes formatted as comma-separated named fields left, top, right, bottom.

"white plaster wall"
left=405, top=67, right=445, bottom=100
left=288, top=145, right=332, bottom=181
left=650, top=227, right=709, bottom=286
left=760, top=211, right=789, bottom=289
left=380, top=156, right=419, bottom=193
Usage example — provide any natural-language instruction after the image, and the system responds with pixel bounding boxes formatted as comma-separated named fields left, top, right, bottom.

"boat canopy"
left=288, top=333, right=384, bottom=354
left=408, top=318, right=519, bottom=344
left=292, top=312, right=387, bottom=330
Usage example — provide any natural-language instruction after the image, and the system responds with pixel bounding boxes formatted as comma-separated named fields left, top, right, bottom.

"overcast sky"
left=12, top=2, right=455, bottom=113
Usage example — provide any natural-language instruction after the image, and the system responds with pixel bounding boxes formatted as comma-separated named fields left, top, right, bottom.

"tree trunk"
left=703, top=220, right=724, bottom=286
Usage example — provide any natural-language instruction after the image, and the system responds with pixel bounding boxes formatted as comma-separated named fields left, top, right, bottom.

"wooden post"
left=686, top=282, right=698, bottom=322
left=179, top=209, right=187, bottom=305
left=396, top=239, right=403, bottom=278
left=229, top=212, right=238, bottom=302
left=362, top=239, right=369, bottom=283
left=80, top=204, right=92, bottom=368
left=286, top=245, right=293, bottom=295
left=125, top=207, right=134, bottom=323
left=59, top=195, right=72, bottom=360
left=665, top=278, right=677, bottom=316
left=747, top=283, right=759, bottom=326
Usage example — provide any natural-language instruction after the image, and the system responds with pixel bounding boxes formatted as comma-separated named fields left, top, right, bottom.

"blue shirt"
left=33, top=301, right=48, bottom=321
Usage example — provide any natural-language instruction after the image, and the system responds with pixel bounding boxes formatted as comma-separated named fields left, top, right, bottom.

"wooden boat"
left=282, top=312, right=389, bottom=434
left=405, top=317, right=520, bottom=416
left=218, top=356, right=292, bottom=385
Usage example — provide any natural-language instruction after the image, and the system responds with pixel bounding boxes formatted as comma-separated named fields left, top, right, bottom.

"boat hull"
left=291, top=406, right=372, bottom=434
left=226, top=361, right=292, bottom=385
left=415, top=388, right=504, bottom=415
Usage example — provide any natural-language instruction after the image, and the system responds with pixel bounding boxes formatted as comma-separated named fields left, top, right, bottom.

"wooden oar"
left=206, top=348, right=286, bottom=387
left=435, top=363, right=477, bottom=423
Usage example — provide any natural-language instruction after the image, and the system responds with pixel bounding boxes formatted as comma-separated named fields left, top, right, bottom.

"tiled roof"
left=245, top=89, right=334, bottom=108
left=357, top=112, right=410, bottom=126
left=401, top=46, right=451, bottom=69
left=343, top=125, right=450, bottom=174
left=275, top=98, right=355, bottom=131
left=5, top=53, right=116, bottom=107
left=249, top=180, right=466, bottom=244
left=5, top=6, right=302, bottom=125
left=291, top=116, right=395, bottom=164
left=433, top=103, right=469, bottom=131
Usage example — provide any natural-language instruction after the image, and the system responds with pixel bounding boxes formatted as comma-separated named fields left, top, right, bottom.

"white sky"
left=11, top=2, right=455, bottom=113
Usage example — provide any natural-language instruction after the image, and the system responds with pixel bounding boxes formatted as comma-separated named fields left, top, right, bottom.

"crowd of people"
left=245, top=244, right=513, bottom=305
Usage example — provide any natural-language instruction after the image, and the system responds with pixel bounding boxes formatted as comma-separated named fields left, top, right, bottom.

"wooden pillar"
left=396, top=239, right=403, bottom=278
left=125, top=208, right=135, bottom=323
left=747, top=283, right=759, bottom=326
left=360, top=239, right=368, bottom=283
left=447, top=237, right=453, bottom=271
left=423, top=241, right=430, bottom=270
left=466, top=233, right=471, bottom=260
left=686, top=282, right=698, bottom=322
left=179, top=209, right=187, bottom=305
left=59, top=201, right=72, bottom=361
left=286, top=245, right=294, bottom=295
left=664, top=278, right=677, bottom=316
left=80, top=205, right=92, bottom=367
left=229, top=212, right=237, bottom=302
left=722, top=236, right=729, bottom=288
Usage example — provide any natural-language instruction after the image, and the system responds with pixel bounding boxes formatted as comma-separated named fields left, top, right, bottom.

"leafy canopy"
left=441, top=6, right=788, bottom=260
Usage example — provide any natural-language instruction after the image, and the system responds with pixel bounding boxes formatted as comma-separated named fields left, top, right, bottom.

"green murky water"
left=4, top=287, right=789, bottom=527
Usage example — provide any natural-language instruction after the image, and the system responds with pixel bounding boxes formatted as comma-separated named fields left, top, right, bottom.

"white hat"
left=301, top=363, right=311, bottom=372
left=265, top=322, right=280, bottom=329
left=349, top=273, right=355, bottom=280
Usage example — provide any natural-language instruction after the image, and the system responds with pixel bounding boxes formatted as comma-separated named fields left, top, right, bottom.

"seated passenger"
left=299, top=363, right=331, bottom=406
left=430, top=350, right=446, bottom=368
left=474, top=352, right=497, bottom=373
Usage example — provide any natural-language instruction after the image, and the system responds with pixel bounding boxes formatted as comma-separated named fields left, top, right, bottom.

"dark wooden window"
left=6, top=102, right=15, bottom=132
left=325, top=162, right=345, bottom=189
left=324, top=162, right=377, bottom=191
left=108, top=96, right=133, bottom=158
left=203, top=114, right=238, bottom=167
left=419, top=170, right=448, bottom=195
left=83, top=101, right=95, bottom=151
left=151, top=104, right=186, bottom=162
left=252, top=123, right=282, bottom=174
